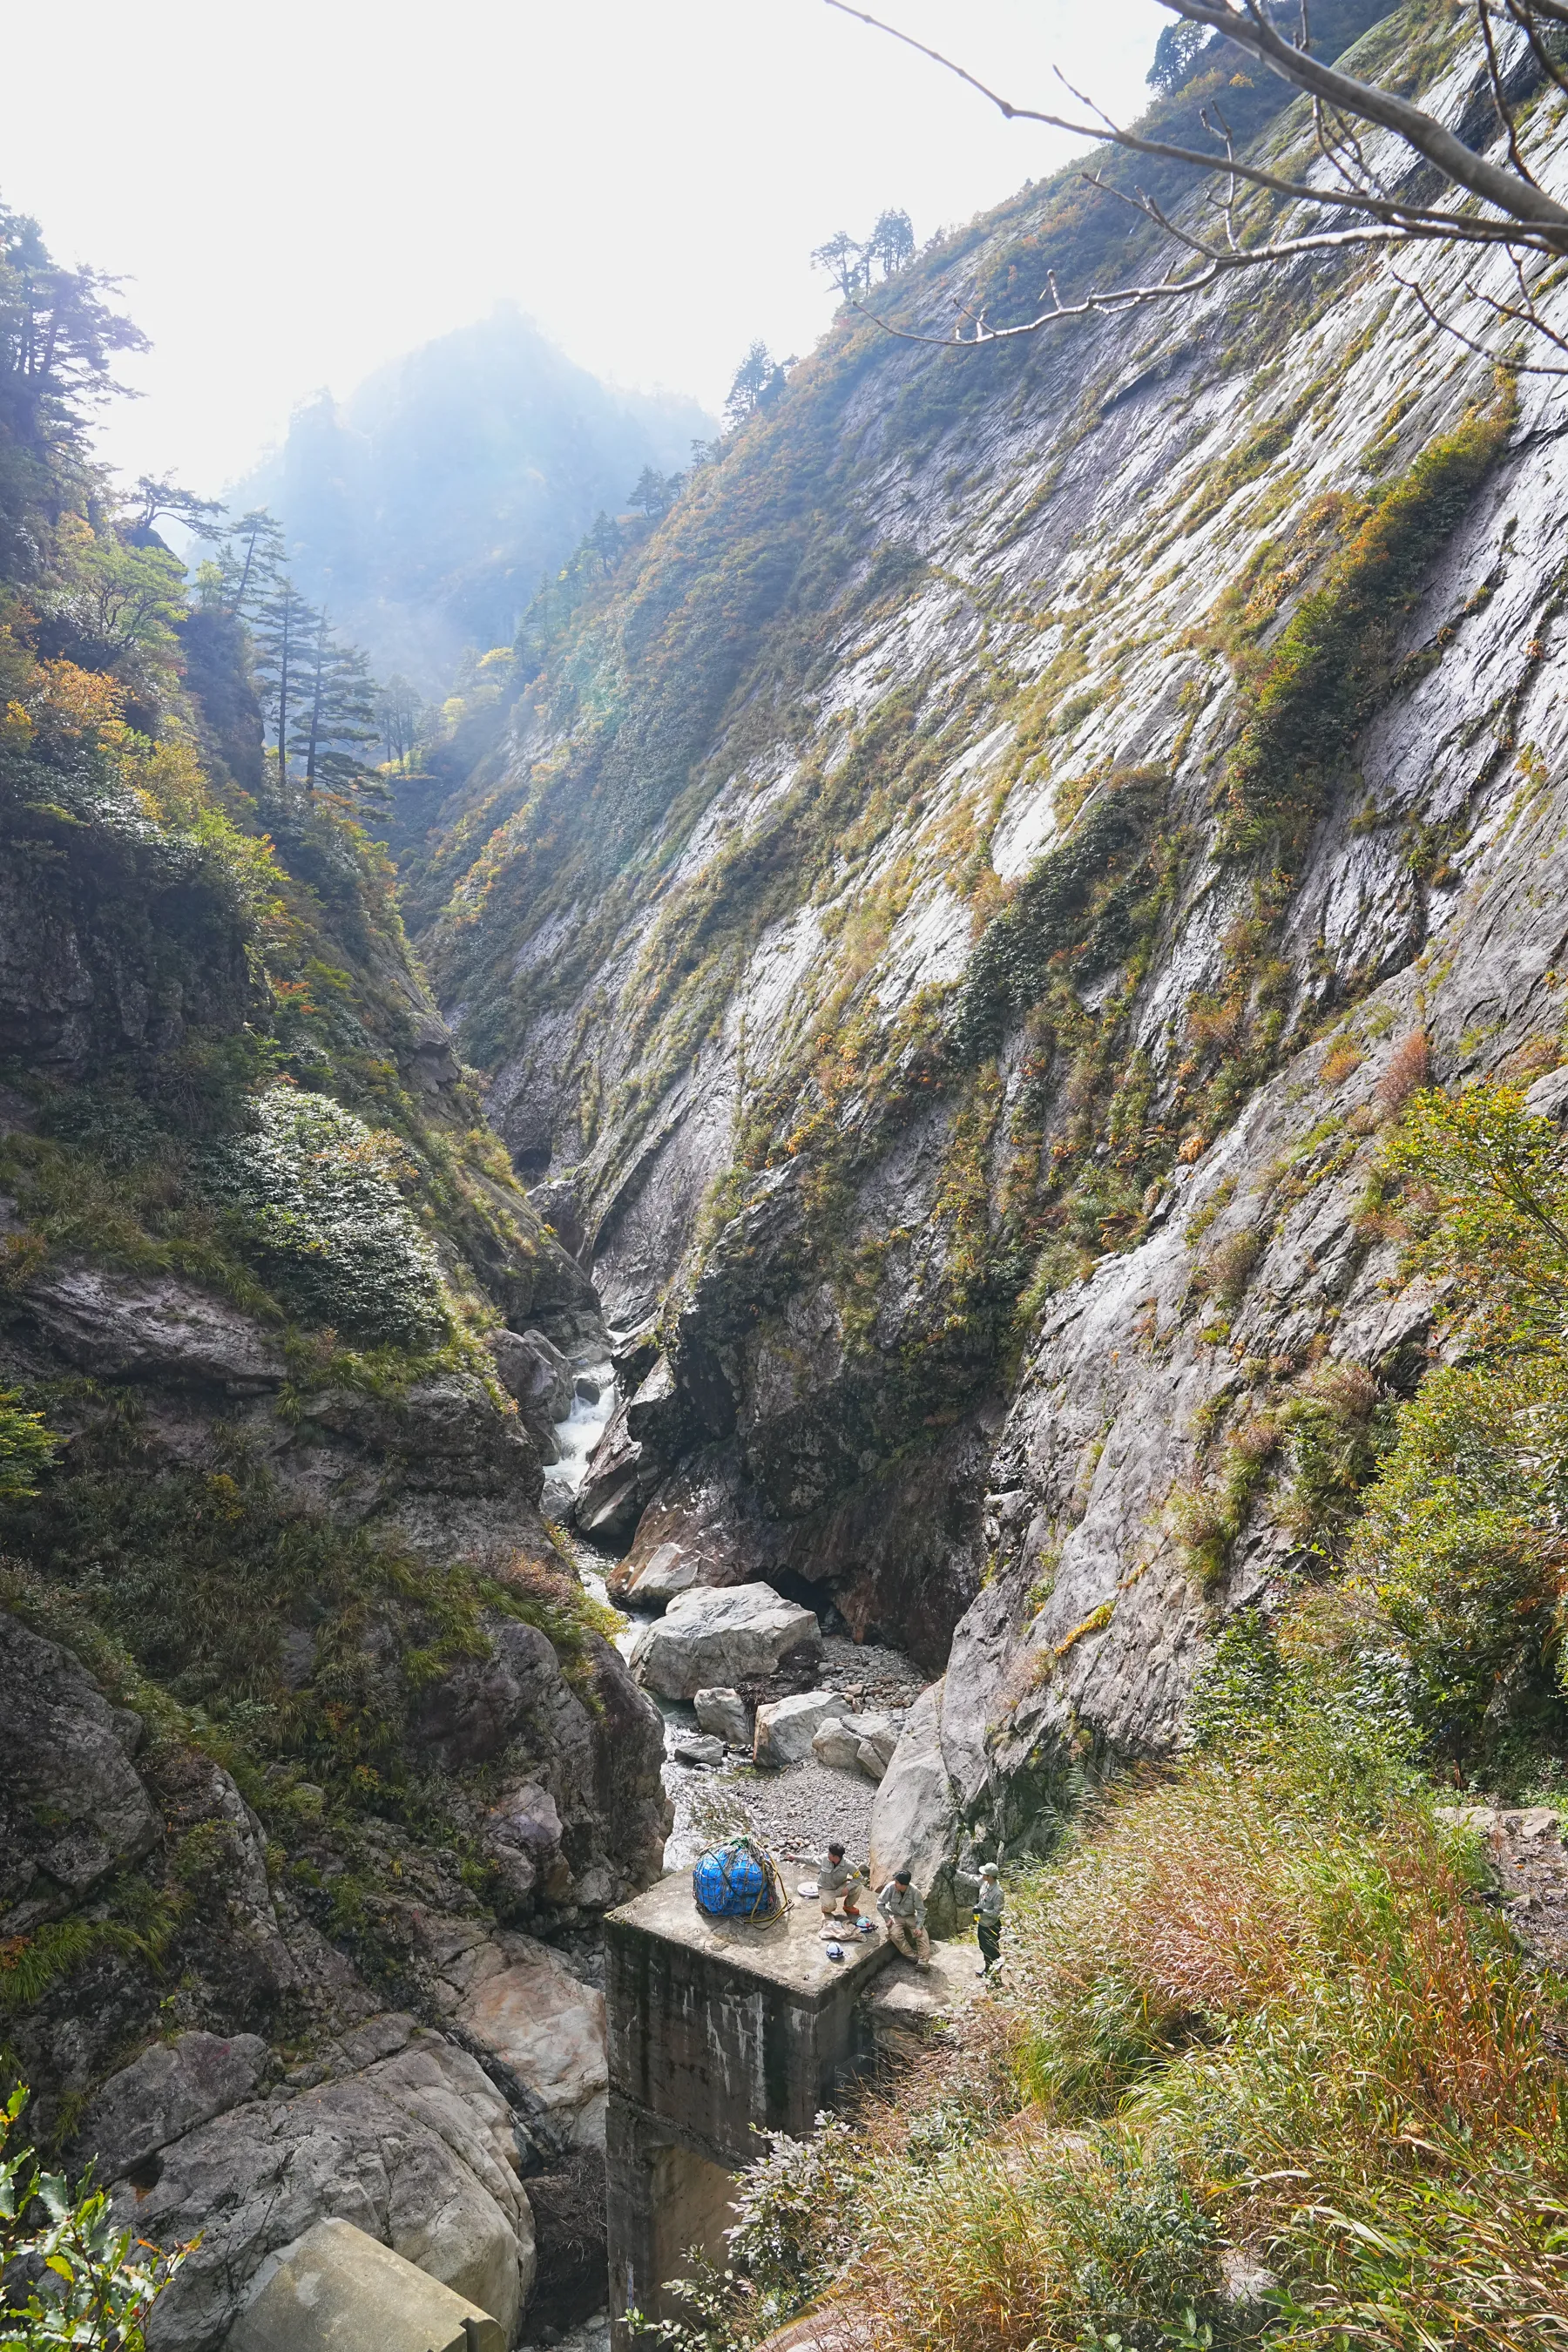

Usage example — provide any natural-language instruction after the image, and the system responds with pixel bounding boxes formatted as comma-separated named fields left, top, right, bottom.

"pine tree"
left=219, top=509, right=286, bottom=621
left=723, top=341, right=777, bottom=429
left=291, top=612, right=383, bottom=805
left=810, top=231, right=868, bottom=302
left=867, top=208, right=915, bottom=279
left=250, top=577, right=314, bottom=808
left=630, top=465, right=673, bottom=518
left=375, top=672, right=422, bottom=769
left=587, top=510, right=623, bottom=569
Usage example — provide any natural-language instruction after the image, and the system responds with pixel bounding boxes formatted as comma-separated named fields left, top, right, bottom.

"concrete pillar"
left=604, top=1877, right=889, bottom=2342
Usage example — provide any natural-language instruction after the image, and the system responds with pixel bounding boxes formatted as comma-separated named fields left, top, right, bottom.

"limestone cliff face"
left=413, top=13, right=1568, bottom=1903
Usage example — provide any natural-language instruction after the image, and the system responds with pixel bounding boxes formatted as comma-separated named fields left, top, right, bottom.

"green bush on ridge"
left=202, top=1085, right=449, bottom=1347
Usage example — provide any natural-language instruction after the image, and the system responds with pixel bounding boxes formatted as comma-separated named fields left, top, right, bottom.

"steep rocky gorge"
left=409, top=3, right=1568, bottom=1924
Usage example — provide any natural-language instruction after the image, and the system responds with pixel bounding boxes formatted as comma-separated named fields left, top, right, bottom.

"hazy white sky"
left=3, top=0, right=1166, bottom=497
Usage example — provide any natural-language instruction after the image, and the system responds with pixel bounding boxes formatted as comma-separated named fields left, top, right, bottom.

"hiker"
left=975, top=1861, right=1004, bottom=1976
left=877, top=1869, right=930, bottom=1970
left=818, top=1842, right=865, bottom=1930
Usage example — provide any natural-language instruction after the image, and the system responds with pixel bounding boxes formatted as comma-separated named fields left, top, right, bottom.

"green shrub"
left=0, top=2085, right=186, bottom=2350
left=203, top=1085, right=448, bottom=1345
left=0, top=1389, right=55, bottom=1497
left=1351, top=1358, right=1568, bottom=1757
left=953, top=768, right=1167, bottom=1061
left=1218, top=386, right=1516, bottom=861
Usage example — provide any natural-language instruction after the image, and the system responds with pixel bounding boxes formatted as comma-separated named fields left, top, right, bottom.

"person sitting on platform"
left=818, top=1842, right=865, bottom=1932
left=877, top=1869, right=930, bottom=1970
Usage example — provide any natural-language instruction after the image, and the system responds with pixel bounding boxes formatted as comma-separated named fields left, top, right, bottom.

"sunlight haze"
left=2, top=0, right=1165, bottom=495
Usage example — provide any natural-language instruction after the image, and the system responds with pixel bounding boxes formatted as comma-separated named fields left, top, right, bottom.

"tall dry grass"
left=767, top=1755, right=1568, bottom=2352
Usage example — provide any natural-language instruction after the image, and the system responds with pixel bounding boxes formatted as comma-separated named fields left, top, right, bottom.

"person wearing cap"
left=877, top=1869, right=930, bottom=1970
left=818, top=1842, right=865, bottom=1930
left=975, top=1862, right=1004, bottom=1976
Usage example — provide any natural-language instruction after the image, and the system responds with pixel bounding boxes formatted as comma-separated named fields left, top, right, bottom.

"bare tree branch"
left=823, top=0, right=1568, bottom=362
left=1392, top=264, right=1568, bottom=373
left=824, top=3, right=1568, bottom=252
left=1163, top=0, right=1568, bottom=237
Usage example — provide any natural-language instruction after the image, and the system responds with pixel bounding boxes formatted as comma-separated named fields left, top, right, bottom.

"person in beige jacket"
left=818, top=1843, right=865, bottom=1930
left=877, top=1869, right=930, bottom=1969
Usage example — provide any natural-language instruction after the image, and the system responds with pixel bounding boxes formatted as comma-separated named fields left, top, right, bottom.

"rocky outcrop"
left=490, top=1326, right=575, bottom=1463
left=74, top=2030, right=269, bottom=2184
left=0, top=1613, right=159, bottom=1931
left=423, top=1921, right=609, bottom=2150
left=24, top=1268, right=287, bottom=1391
left=411, top=1614, right=669, bottom=1912
left=120, top=2031, right=536, bottom=2352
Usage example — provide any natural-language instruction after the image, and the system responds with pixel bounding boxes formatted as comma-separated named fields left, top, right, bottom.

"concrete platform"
left=607, top=1871, right=890, bottom=1998
left=868, top=1934, right=988, bottom=2030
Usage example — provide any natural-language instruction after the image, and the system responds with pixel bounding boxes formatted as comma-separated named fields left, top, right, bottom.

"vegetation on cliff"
left=0, top=201, right=620, bottom=2127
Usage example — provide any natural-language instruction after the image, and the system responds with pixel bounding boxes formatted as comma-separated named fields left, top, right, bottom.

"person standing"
left=818, top=1842, right=865, bottom=1932
left=877, top=1869, right=930, bottom=1970
left=975, top=1861, right=1004, bottom=1977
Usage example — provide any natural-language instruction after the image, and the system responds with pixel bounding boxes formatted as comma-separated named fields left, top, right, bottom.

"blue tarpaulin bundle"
left=692, top=1835, right=785, bottom=1922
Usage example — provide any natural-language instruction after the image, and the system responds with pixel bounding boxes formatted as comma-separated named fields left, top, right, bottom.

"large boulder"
left=0, top=1612, right=160, bottom=1932
left=868, top=1680, right=962, bottom=1934
left=810, top=1718, right=865, bottom=1773
left=754, top=1691, right=842, bottom=1768
left=812, top=1710, right=897, bottom=1780
left=122, top=2049, right=534, bottom=2352
left=693, top=1687, right=751, bottom=1747
left=423, top=1921, right=609, bottom=2150
left=75, top=2031, right=267, bottom=2184
left=629, top=1583, right=821, bottom=1702
left=851, top=1712, right=899, bottom=1781
left=625, top=1539, right=701, bottom=1608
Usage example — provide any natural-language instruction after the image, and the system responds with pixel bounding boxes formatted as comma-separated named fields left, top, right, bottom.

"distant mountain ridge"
left=230, top=304, right=713, bottom=692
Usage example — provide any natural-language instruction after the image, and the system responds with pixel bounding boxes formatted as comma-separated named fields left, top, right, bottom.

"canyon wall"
left=412, top=6, right=1568, bottom=1913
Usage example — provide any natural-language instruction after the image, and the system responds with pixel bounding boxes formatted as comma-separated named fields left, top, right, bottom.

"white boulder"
left=810, top=1718, right=864, bottom=1772
left=626, top=1541, right=701, bottom=1608
left=854, top=1712, right=899, bottom=1781
left=693, top=1686, right=751, bottom=1746
left=630, top=1582, right=821, bottom=1701
left=754, top=1690, right=842, bottom=1767
left=869, top=1679, right=961, bottom=1930
left=810, top=1708, right=899, bottom=1780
